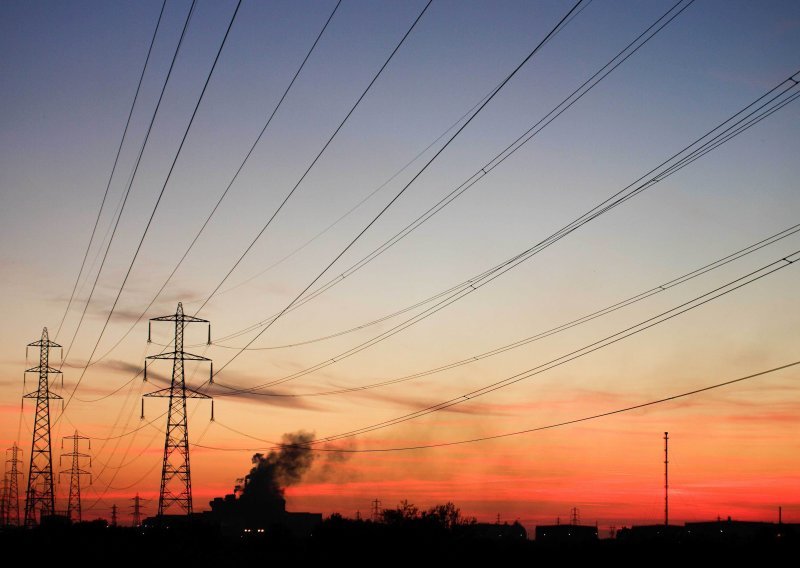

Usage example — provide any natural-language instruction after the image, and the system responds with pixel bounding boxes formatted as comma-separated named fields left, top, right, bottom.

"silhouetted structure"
left=2, top=443, right=23, bottom=526
left=535, top=523, right=598, bottom=544
left=464, top=521, right=527, bottom=541
left=206, top=488, right=321, bottom=537
left=664, top=431, right=669, bottom=526
left=23, top=328, right=62, bottom=526
left=143, top=302, right=213, bottom=516
left=59, top=431, right=91, bottom=522
left=131, top=493, right=148, bottom=527
left=617, top=518, right=800, bottom=544
left=617, top=523, right=684, bottom=542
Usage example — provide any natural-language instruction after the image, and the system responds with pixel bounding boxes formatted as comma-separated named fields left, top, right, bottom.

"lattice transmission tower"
left=23, top=328, right=62, bottom=526
left=142, top=302, right=213, bottom=516
left=1, top=443, right=23, bottom=526
left=59, top=431, right=91, bottom=522
left=130, top=492, right=149, bottom=527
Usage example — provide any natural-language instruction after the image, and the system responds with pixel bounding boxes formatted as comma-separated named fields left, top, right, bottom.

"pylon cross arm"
left=150, top=314, right=208, bottom=323
left=25, top=365, right=62, bottom=374
left=147, top=351, right=210, bottom=361
left=23, top=391, right=62, bottom=400
left=144, top=387, right=210, bottom=399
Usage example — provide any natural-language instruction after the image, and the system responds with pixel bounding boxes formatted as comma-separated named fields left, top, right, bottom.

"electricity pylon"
left=143, top=302, right=212, bottom=516
left=130, top=493, right=149, bottom=527
left=2, top=444, right=23, bottom=526
left=59, top=431, right=91, bottom=522
left=23, top=328, right=62, bottom=526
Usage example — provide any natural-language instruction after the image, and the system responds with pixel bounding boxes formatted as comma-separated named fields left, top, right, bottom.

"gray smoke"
left=240, top=431, right=316, bottom=502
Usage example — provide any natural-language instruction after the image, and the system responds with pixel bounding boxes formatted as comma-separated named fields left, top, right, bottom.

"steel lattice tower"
left=23, top=328, right=62, bottom=526
left=143, top=302, right=212, bottom=516
left=130, top=492, right=148, bottom=527
left=2, top=444, right=23, bottom=526
left=59, top=431, right=91, bottom=523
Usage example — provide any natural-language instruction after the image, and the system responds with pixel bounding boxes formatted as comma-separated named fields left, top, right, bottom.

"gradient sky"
left=1, top=0, right=799, bottom=534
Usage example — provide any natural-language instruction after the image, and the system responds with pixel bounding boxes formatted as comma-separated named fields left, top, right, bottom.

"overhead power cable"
left=312, top=250, right=800, bottom=443
left=199, top=360, right=800, bottom=453
left=86, top=0, right=344, bottom=365
left=55, top=0, right=168, bottom=340
left=59, top=0, right=198, bottom=369
left=208, top=221, right=800, bottom=398
left=209, top=0, right=695, bottom=347
left=212, top=70, right=800, bottom=396
left=57, top=0, right=243, bottom=420
left=204, top=0, right=589, bottom=384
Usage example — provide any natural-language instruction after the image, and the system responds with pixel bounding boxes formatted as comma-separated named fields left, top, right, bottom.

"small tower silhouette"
left=2, top=444, right=23, bottom=526
left=130, top=493, right=149, bottom=527
left=664, top=431, right=669, bottom=526
left=59, top=431, right=91, bottom=522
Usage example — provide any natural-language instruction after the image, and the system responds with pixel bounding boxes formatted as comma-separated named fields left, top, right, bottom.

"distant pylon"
left=664, top=431, right=669, bottom=526
left=23, top=328, right=63, bottom=526
left=2, top=444, right=23, bottom=526
left=130, top=493, right=148, bottom=527
left=59, top=430, right=91, bottom=523
left=142, top=303, right=212, bottom=516
left=570, top=507, right=580, bottom=525
left=111, top=504, right=118, bottom=527
left=371, top=498, right=382, bottom=522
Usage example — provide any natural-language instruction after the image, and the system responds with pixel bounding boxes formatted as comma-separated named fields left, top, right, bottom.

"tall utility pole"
left=23, top=328, right=62, bottom=526
left=111, top=504, right=118, bottom=527
left=59, top=431, right=91, bottom=523
left=664, top=431, right=669, bottom=526
left=3, top=444, right=23, bottom=526
left=143, top=303, right=212, bottom=516
left=371, top=498, right=382, bottom=522
left=130, top=493, right=148, bottom=527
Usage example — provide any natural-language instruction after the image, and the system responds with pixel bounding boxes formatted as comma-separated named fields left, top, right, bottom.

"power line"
left=58, top=0, right=198, bottom=370
left=204, top=0, right=588, bottom=384
left=211, top=71, right=800, bottom=396
left=57, top=0, right=242, bottom=421
left=209, top=0, right=695, bottom=347
left=199, top=360, right=800, bottom=453
left=86, top=0, right=344, bottom=366
left=210, top=222, right=800, bottom=398
left=55, top=0, right=168, bottom=341
left=193, top=0, right=437, bottom=317
left=312, top=250, right=800, bottom=443
left=195, top=0, right=596, bottom=302
left=57, top=1, right=587, bottom=491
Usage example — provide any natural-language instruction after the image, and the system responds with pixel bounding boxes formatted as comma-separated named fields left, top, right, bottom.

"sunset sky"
left=1, top=0, right=799, bottom=534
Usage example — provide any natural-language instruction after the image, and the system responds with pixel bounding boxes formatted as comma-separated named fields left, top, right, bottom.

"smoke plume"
left=240, top=431, right=316, bottom=502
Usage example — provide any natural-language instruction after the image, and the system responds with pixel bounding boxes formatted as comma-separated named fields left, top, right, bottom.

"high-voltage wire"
left=57, top=1, right=241, bottom=420
left=202, top=360, right=800, bottom=453
left=213, top=69, right=800, bottom=396
left=210, top=0, right=695, bottom=347
left=197, top=252, right=799, bottom=450
left=189, top=0, right=596, bottom=304
left=313, top=250, right=800, bottom=443
left=58, top=0, right=197, bottom=370
left=211, top=222, right=800, bottom=398
left=205, top=0, right=588, bottom=383
left=55, top=0, right=168, bottom=340
left=87, top=0, right=344, bottom=364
